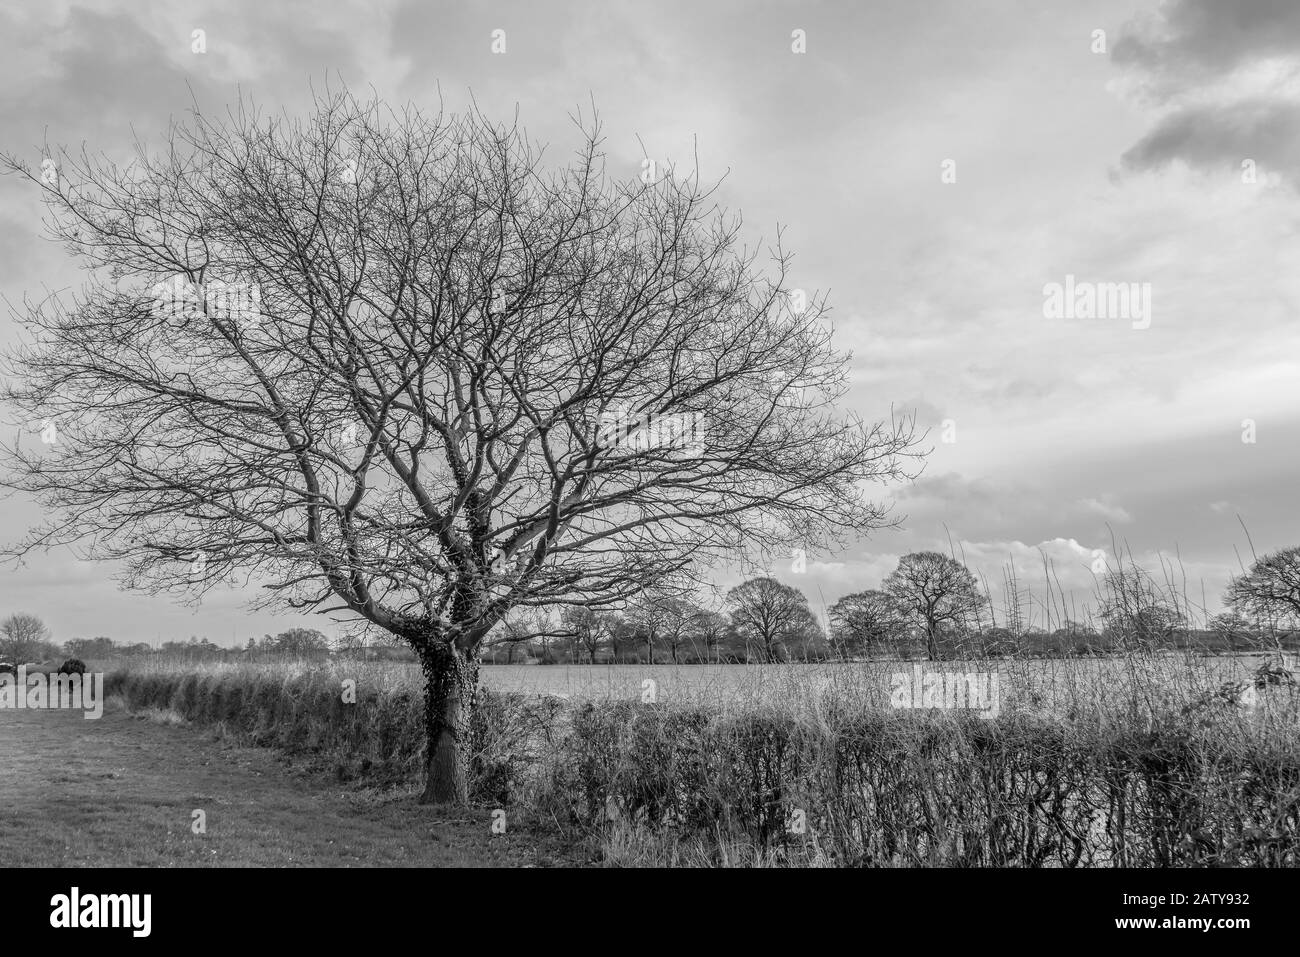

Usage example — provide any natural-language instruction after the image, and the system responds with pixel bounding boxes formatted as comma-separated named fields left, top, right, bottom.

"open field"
left=89, top=652, right=1290, bottom=713
left=480, top=655, right=1286, bottom=707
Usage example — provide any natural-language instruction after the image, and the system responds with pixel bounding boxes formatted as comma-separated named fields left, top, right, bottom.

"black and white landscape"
left=0, top=0, right=1297, bottom=882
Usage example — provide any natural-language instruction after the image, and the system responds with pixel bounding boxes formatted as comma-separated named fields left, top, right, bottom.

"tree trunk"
left=419, top=641, right=479, bottom=805
left=926, top=623, right=939, bottom=661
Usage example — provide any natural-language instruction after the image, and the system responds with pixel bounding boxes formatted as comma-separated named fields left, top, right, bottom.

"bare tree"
left=1208, top=610, right=1257, bottom=653
left=1226, top=547, right=1300, bottom=640
left=560, top=605, right=615, bottom=664
left=691, top=608, right=729, bottom=664
left=607, top=615, right=635, bottom=664
left=883, top=552, right=986, bottom=661
left=0, top=89, right=919, bottom=803
left=627, top=593, right=669, bottom=664
left=727, top=577, right=812, bottom=663
left=487, top=606, right=568, bottom=664
left=266, top=627, right=331, bottom=656
left=828, top=588, right=903, bottom=659
left=1097, top=561, right=1184, bottom=650
left=782, top=604, right=828, bottom=661
left=656, top=595, right=700, bottom=664
left=1, top=613, right=53, bottom=663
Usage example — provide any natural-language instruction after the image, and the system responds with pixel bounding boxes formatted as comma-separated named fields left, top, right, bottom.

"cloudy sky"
left=1, top=0, right=1297, bottom=645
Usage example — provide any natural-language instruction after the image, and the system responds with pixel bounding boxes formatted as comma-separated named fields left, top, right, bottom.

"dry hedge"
left=105, top=670, right=1300, bottom=866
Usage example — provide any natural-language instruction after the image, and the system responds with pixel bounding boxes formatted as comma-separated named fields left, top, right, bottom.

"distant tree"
left=1018, top=627, right=1054, bottom=656
left=658, top=597, right=701, bottom=664
left=489, top=607, right=568, bottom=664
left=269, top=627, right=331, bottom=656
left=607, top=616, right=636, bottom=663
left=160, top=636, right=226, bottom=658
left=627, top=594, right=669, bottom=664
left=1208, top=609, right=1259, bottom=652
left=828, top=589, right=903, bottom=659
left=1225, top=547, right=1300, bottom=636
left=1, top=613, right=52, bottom=663
left=691, top=609, right=730, bottom=663
left=883, top=552, right=987, bottom=661
left=560, top=606, right=616, bottom=664
left=783, top=605, right=830, bottom=660
left=727, top=577, right=814, bottom=663
left=1098, top=562, right=1184, bottom=649
left=974, top=625, right=1017, bottom=658
left=63, top=636, right=117, bottom=660
left=713, top=622, right=748, bottom=662
left=1048, top=619, right=1103, bottom=656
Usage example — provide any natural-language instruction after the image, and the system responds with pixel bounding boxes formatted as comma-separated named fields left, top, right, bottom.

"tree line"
left=496, top=545, right=1300, bottom=664
left=7, top=545, right=1296, bottom=668
left=828, top=546, right=1300, bottom=661
left=0, top=620, right=337, bottom=666
left=6, top=545, right=1295, bottom=668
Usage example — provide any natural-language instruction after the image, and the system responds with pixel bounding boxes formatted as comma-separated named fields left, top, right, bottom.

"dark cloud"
left=1, top=5, right=368, bottom=159
left=389, top=0, right=580, bottom=96
left=1120, top=98, right=1300, bottom=183
left=893, top=396, right=947, bottom=431
left=6, top=8, right=205, bottom=146
left=1113, top=0, right=1300, bottom=94
left=1112, top=1, right=1300, bottom=187
left=897, top=472, right=1000, bottom=507
left=893, top=471, right=1045, bottom=543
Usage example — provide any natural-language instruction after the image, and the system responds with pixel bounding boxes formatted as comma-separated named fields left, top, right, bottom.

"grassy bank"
left=102, top=658, right=1300, bottom=867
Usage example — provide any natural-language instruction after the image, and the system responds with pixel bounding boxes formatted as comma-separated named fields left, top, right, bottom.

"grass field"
left=478, top=654, right=1283, bottom=707
left=0, top=707, right=582, bottom=867
left=90, top=651, right=1288, bottom=715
